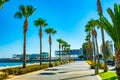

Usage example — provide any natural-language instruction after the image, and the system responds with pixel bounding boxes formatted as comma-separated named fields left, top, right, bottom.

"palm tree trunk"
left=86, top=50, right=89, bottom=60
left=95, top=36, right=99, bottom=74
left=95, top=36, right=100, bottom=64
left=59, top=43, right=60, bottom=62
left=23, top=31, right=26, bottom=68
left=101, top=28, right=107, bottom=72
left=23, top=18, right=28, bottom=68
left=89, top=31, right=93, bottom=61
left=40, top=27, right=42, bottom=65
left=93, top=35, right=97, bottom=74
left=64, top=47, right=66, bottom=61
left=62, top=45, right=63, bottom=61
left=49, top=35, right=52, bottom=65
left=92, top=35, right=96, bottom=62
left=115, top=50, right=120, bottom=80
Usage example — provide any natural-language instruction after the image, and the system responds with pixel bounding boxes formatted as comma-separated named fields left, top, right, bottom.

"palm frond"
left=18, top=5, right=36, bottom=18
left=34, top=18, right=47, bottom=27
left=45, top=27, right=57, bottom=35
left=14, top=12, right=22, bottom=19
left=0, top=0, right=9, bottom=9
left=26, top=5, right=36, bottom=17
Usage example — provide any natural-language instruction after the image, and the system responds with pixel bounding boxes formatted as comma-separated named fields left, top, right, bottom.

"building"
left=108, top=41, right=114, bottom=54
left=55, top=49, right=81, bottom=60
left=12, top=52, right=49, bottom=60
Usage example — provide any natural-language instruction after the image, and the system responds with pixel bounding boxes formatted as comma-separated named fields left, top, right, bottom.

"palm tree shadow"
left=38, top=72, right=56, bottom=75
left=45, top=68, right=58, bottom=71
left=58, top=71, right=68, bottom=74
left=60, top=74, right=95, bottom=80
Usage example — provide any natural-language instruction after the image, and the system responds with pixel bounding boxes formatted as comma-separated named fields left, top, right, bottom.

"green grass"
left=99, top=72, right=118, bottom=80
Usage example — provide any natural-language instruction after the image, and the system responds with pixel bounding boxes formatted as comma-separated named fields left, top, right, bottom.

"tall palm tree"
left=14, top=5, right=36, bottom=68
left=97, top=0, right=107, bottom=72
left=45, top=27, right=57, bottom=65
left=83, top=42, right=90, bottom=60
left=62, top=41, right=68, bottom=61
left=94, top=28, right=100, bottom=65
left=93, top=3, right=120, bottom=79
left=34, top=18, right=47, bottom=65
left=86, top=19, right=100, bottom=74
left=85, top=35, right=90, bottom=60
left=92, top=28, right=100, bottom=74
left=66, top=44, right=71, bottom=60
left=0, top=0, right=9, bottom=9
left=56, top=38, right=63, bottom=62
left=85, top=23, right=93, bottom=60
left=61, top=40, right=65, bottom=61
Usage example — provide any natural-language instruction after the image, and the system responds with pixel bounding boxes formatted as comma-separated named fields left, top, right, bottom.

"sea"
left=0, top=62, right=45, bottom=69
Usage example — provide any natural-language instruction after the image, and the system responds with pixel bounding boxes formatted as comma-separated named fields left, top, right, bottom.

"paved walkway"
left=7, top=61, right=100, bottom=80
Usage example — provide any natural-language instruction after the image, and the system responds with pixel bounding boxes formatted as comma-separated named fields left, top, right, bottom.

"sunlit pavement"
left=7, top=61, right=100, bottom=80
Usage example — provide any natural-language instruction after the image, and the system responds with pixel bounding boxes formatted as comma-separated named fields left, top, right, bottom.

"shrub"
left=0, top=72, right=9, bottom=80
left=55, top=61, right=61, bottom=66
left=49, top=63, right=55, bottom=67
left=86, top=60, right=108, bottom=70
left=17, top=69, right=26, bottom=75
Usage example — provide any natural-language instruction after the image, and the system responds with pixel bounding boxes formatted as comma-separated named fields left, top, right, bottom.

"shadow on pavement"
left=45, top=69, right=58, bottom=71
left=38, top=72, right=56, bottom=75
left=58, top=71, right=68, bottom=74
left=60, top=74, right=95, bottom=80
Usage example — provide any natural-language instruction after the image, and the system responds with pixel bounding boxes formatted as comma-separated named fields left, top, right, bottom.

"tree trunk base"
left=116, top=67, right=120, bottom=80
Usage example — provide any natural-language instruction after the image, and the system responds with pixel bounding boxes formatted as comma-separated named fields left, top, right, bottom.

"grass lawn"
left=99, top=72, right=118, bottom=80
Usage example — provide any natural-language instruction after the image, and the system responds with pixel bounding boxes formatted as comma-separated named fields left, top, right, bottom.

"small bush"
left=55, top=61, right=61, bottom=66
left=49, top=63, right=55, bottom=67
left=86, top=60, right=108, bottom=70
left=18, top=69, right=26, bottom=75
left=0, top=72, right=9, bottom=80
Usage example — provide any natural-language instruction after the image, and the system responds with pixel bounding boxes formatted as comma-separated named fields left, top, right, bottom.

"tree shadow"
left=60, top=74, right=95, bottom=80
left=45, top=68, right=58, bottom=71
left=58, top=71, right=68, bottom=74
left=38, top=72, right=56, bottom=75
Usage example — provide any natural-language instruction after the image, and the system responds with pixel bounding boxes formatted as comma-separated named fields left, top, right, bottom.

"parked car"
left=106, top=60, right=115, bottom=66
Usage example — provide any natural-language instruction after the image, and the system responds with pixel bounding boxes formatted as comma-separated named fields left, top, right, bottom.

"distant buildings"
left=100, top=40, right=114, bottom=55
left=12, top=52, right=49, bottom=60
left=55, top=49, right=82, bottom=60
left=108, top=41, right=113, bottom=54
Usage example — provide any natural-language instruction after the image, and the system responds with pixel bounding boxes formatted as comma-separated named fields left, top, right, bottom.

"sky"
left=0, top=0, right=120, bottom=58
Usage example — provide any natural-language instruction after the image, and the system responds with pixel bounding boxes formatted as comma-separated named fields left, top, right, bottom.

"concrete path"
left=7, top=61, right=100, bottom=80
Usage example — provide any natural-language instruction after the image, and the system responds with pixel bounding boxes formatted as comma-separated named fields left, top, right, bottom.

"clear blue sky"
left=0, top=0, right=119, bottom=58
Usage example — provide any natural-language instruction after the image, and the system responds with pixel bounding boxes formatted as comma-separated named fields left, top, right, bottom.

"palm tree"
left=0, top=0, right=9, bottom=9
left=92, top=28, right=100, bottom=74
left=85, top=23, right=93, bottom=60
left=86, top=19, right=100, bottom=74
left=94, top=29, right=100, bottom=65
left=93, top=3, right=120, bottom=79
left=97, top=0, right=107, bottom=72
left=66, top=44, right=71, bottom=60
left=62, top=41, right=68, bottom=61
left=45, top=27, right=57, bottom=65
left=34, top=18, right=47, bottom=65
left=56, top=38, right=63, bottom=62
left=14, top=5, right=36, bottom=68
left=61, top=40, right=65, bottom=61
left=83, top=42, right=90, bottom=60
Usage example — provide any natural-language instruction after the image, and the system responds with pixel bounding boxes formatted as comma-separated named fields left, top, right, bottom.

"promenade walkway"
left=7, top=61, right=100, bottom=80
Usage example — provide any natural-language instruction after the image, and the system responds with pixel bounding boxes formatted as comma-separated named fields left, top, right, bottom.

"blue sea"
left=0, top=62, right=40, bottom=67
left=0, top=61, right=50, bottom=68
left=0, top=62, right=22, bottom=67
